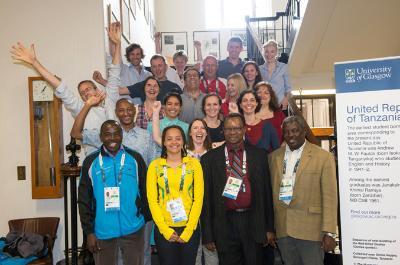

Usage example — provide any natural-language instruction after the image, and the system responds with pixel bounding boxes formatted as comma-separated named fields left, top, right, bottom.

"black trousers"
left=154, top=226, right=200, bottom=265
left=217, top=211, right=264, bottom=265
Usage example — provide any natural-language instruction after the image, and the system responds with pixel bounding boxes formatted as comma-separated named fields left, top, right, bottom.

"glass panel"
left=33, top=101, right=56, bottom=187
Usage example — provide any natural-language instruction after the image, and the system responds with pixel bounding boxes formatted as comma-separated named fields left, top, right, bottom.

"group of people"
left=10, top=22, right=337, bottom=265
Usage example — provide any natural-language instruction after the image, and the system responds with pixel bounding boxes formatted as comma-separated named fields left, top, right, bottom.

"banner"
left=335, top=57, right=400, bottom=264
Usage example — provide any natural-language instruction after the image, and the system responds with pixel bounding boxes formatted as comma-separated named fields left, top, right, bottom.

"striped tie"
left=231, top=151, right=243, bottom=179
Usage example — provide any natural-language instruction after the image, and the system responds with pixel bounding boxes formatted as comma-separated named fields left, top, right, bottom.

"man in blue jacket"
left=78, top=120, right=149, bottom=265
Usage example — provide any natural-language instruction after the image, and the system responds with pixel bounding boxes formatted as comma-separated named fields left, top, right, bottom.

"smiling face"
left=204, top=95, right=221, bottom=118
left=189, top=120, right=207, bottom=146
left=184, top=69, right=200, bottom=90
left=283, top=121, right=306, bottom=151
left=100, top=122, right=123, bottom=155
left=243, top=64, right=257, bottom=82
left=164, top=95, right=181, bottom=119
left=203, top=57, right=218, bottom=80
left=173, top=56, right=187, bottom=73
left=264, top=45, right=278, bottom=63
left=78, top=81, right=97, bottom=102
left=144, top=79, right=160, bottom=101
left=150, top=57, right=167, bottom=80
left=128, top=47, right=143, bottom=66
left=164, top=127, right=184, bottom=155
left=239, top=92, right=258, bottom=115
left=227, top=41, right=243, bottom=60
left=223, top=117, right=245, bottom=146
left=115, top=100, right=135, bottom=127
left=256, top=85, right=271, bottom=106
left=227, top=79, right=239, bottom=98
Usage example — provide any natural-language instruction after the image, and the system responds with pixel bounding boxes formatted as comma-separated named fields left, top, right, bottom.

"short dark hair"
left=163, top=92, right=183, bottom=106
left=223, top=113, right=246, bottom=128
left=183, top=67, right=200, bottom=81
left=161, top=125, right=187, bottom=158
left=77, top=80, right=97, bottom=91
left=125, top=43, right=145, bottom=62
left=241, top=61, right=263, bottom=87
left=228, top=36, right=243, bottom=47
left=282, top=116, right=307, bottom=131
left=201, top=94, right=222, bottom=116
left=100, top=120, right=122, bottom=134
left=142, top=76, right=161, bottom=93
left=187, top=119, right=212, bottom=152
left=253, top=81, right=279, bottom=111
left=237, top=89, right=262, bottom=114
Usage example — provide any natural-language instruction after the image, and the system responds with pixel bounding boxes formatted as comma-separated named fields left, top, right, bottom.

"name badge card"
left=222, top=176, right=243, bottom=200
left=279, top=178, right=294, bottom=202
left=104, top=187, right=120, bottom=211
left=167, top=197, right=187, bottom=223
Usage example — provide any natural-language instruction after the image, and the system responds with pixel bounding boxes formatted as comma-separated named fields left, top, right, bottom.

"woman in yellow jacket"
left=147, top=125, right=204, bottom=265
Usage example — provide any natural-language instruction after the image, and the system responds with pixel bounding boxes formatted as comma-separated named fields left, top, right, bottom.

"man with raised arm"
left=10, top=22, right=123, bottom=155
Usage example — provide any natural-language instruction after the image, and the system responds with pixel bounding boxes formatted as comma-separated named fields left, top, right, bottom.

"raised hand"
left=154, top=32, right=161, bottom=40
left=86, top=90, right=106, bottom=107
left=107, top=22, right=121, bottom=45
left=229, top=102, right=239, bottom=113
left=10, top=42, right=37, bottom=65
left=193, top=40, right=202, bottom=49
left=152, top=101, right=162, bottom=113
left=92, top=71, right=107, bottom=86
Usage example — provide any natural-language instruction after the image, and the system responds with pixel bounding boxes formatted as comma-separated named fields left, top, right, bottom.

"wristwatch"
left=325, top=232, right=337, bottom=238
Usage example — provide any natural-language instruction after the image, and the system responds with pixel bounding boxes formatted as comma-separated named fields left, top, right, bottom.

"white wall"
left=0, top=0, right=153, bottom=263
left=155, top=0, right=248, bottom=64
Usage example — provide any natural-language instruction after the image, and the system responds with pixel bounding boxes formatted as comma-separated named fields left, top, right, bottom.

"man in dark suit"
left=201, top=113, right=275, bottom=265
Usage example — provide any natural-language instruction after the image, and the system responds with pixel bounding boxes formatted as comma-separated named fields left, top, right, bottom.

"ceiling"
left=289, top=0, right=400, bottom=89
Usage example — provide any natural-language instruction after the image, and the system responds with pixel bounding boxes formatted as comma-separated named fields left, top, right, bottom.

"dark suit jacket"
left=200, top=143, right=274, bottom=250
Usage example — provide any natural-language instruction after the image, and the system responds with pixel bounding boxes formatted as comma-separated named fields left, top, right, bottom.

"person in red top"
left=254, top=81, right=286, bottom=143
left=221, top=73, right=247, bottom=117
left=199, top=55, right=227, bottom=99
left=200, top=113, right=275, bottom=265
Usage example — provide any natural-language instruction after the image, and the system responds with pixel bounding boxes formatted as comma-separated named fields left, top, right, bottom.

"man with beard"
left=78, top=120, right=149, bottom=265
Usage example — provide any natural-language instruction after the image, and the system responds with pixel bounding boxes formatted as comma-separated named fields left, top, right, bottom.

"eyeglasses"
left=224, top=126, right=244, bottom=132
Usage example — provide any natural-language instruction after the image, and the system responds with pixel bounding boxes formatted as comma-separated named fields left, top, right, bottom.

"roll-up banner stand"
left=335, top=56, right=400, bottom=264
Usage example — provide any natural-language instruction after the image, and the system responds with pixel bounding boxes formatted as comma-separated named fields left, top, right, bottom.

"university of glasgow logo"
left=345, top=69, right=356, bottom=83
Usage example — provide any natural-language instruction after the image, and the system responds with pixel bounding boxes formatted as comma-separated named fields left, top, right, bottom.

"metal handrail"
left=245, top=0, right=301, bottom=64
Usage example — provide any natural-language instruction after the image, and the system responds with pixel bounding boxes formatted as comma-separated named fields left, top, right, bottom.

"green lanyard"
left=162, top=164, right=186, bottom=195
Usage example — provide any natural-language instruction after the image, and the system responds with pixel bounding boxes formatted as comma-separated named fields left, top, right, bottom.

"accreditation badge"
left=279, top=178, right=294, bottom=203
left=104, top=187, right=120, bottom=212
left=166, top=197, right=188, bottom=223
left=222, top=176, right=243, bottom=200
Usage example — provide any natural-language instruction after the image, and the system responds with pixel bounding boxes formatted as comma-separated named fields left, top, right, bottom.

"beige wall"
left=0, top=0, right=153, bottom=263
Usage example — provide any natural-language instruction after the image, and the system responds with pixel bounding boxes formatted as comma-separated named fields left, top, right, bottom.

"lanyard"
left=283, top=158, right=300, bottom=175
left=162, top=163, right=186, bottom=195
left=99, top=151, right=125, bottom=184
left=202, top=78, right=219, bottom=96
left=224, top=147, right=247, bottom=177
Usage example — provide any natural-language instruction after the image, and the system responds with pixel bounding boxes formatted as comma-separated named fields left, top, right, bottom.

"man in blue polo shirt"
left=217, top=36, right=245, bottom=79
